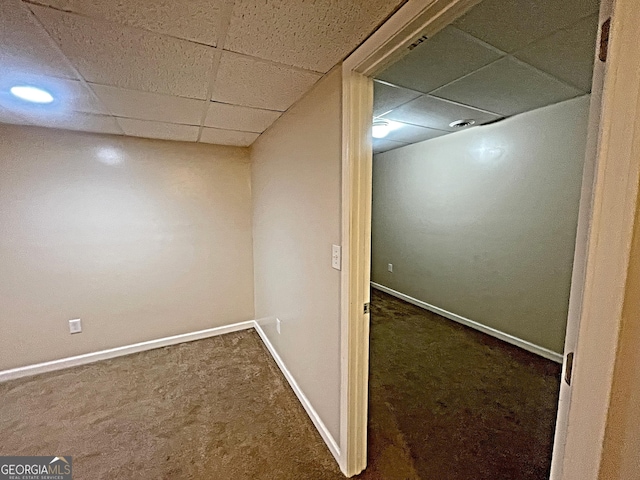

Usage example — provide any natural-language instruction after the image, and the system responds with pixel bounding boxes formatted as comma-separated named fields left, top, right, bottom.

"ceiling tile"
left=384, top=123, right=448, bottom=144
left=453, top=0, right=600, bottom=53
left=431, top=57, right=583, bottom=116
left=204, top=102, right=282, bottom=133
left=91, top=84, right=204, bottom=125
left=372, top=138, right=409, bottom=154
left=211, top=52, right=322, bottom=111
left=200, top=127, right=259, bottom=147
left=0, top=106, right=29, bottom=126
left=0, top=75, right=107, bottom=115
left=0, top=0, right=78, bottom=79
left=117, top=118, right=199, bottom=142
left=373, top=82, right=422, bottom=118
left=382, top=95, right=501, bottom=132
left=20, top=112, right=122, bottom=135
left=514, top=14, right=598, bottom=92
left=30, top=0, right=224, bottom=46
left=377, top=26, right=503, bottom=93
left=58, top=79, right=108, bottom=114
left=30, top=5, right=216, bottom=99
left=225, top=0, right=405, bottom=72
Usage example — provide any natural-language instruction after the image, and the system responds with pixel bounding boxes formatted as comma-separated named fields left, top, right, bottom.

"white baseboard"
left=371, top=282, right=563, bottom=363
left=0, top=320, right=256, bottom=383
left=253, top=321, right=342, bottom=464
left=0, top=318, right=342, bottom=471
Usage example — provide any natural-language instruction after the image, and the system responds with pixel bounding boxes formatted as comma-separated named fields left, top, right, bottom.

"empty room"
left=366, top=0, right=605, bottom=478
left=1, top=0, right=639, bottom=479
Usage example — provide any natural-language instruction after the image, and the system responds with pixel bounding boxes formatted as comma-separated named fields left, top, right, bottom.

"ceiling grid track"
left=20, top=0, right=124, bottom=134
left=196, top=0, right=238, bottom=143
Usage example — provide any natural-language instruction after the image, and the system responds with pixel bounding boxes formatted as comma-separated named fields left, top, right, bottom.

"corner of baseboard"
left=370, top=282, right=564, bottom=363
left=252, top=321, right=342, bottom=464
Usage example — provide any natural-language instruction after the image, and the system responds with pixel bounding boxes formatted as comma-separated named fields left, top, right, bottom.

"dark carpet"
left=361, top=288, right=562, bottom=480
left=0, top=293, right=561, bottom=479
left=0, top=330, right=344, bottom=479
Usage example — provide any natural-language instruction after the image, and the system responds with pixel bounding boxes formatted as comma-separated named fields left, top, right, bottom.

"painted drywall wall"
left=251, top=68, right=342, bottom=442
left=371, top=95, right=590, bottom=354
left=0, top=124, right=255, bottom=371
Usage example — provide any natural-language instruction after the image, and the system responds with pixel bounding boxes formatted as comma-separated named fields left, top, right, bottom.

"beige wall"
left=0, top=124, right=255, bottom=371
left=251, top=69, right=342, bottom=441
left=371, top=96, right=590, bottom=354
left=600, top=194, right=640, bottom=479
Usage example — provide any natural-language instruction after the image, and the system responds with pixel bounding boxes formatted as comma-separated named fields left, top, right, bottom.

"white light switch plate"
left=332, top=245, right=342, bottom=270
left=69, top=318, right=82, bottom=334
left=388, top=263, right=393, bottom=272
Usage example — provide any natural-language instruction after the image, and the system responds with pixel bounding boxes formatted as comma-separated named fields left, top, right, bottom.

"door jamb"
left=339, top=0, right=483, bottom=475
left=339, top=0, right=640, bottom=478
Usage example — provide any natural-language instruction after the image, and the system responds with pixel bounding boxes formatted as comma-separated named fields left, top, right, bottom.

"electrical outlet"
left=276, top=318, right=281, bottom=334
left=69, top=318, right=82, bottom=334
left=388, top=263, right=393, bottom=273
left=332, top=245, right=342, bottom=270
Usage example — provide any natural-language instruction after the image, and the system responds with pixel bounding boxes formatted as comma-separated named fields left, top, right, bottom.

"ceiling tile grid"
left=513, top=14, right=599, bottom=92
left=205, top=102, right=282, bottom=133
left=91, top=84, right=206, bottom=125
left=373, top=81, right=422, bottom=117
left=430, top=57, right=584, bottom=116
left=0, top=0, right=597, bottom=148
left=26, top=112, right=123, bottom=135
left=452, top=0, right=600, bottom=53
left=381, top=94, right=502, bottom=131
left=200, top=127, right=259, bottom=147
left=0, top=0, right=79, bottom=80
left=30, top=0, right=224, bottom=46
left=210, top=52, right=323, bottom=111
left=0, top=0, right=404, bottom=146
left=377, top=26, right=503, bottom=94
left=374, top=0, right=598, bottom=153
left=30, top=5, right=217, bottom=100
left=117, top=118, right=199, bottom=142
left=224, top=0, right=407, bottom=73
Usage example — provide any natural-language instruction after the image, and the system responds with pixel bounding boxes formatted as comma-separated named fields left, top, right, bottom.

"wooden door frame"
left=339, top=0, right=640, bottom=477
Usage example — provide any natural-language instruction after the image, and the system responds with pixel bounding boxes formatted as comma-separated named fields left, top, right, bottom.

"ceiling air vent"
left=449, top=119, right=476, bottom=128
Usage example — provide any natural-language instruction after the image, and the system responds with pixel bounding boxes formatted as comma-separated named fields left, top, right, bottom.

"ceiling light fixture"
left=10, top=85, right=54, bottom=104
left=372, top=120, right=391, bottom=139
left=449, top=119, right=476, bottom=128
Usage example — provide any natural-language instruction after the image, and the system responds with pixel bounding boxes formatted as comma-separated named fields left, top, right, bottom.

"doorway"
left=366, top=0, right=597, bottom=477
left=339, top=0, right=638, bottom=477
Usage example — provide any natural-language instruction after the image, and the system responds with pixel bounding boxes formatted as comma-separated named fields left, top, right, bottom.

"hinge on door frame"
left=565, top=352, right=575, bottom=386
left=363, top=303, right=370, bottom=315
left=599, top=17, right=611, bottom=62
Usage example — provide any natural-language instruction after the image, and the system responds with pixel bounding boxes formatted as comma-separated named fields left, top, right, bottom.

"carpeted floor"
left=0, top=292, right=561, bottom=479
left=0, top=330, right=344, bottom=479
left=362, top=289, right=562, bottom=480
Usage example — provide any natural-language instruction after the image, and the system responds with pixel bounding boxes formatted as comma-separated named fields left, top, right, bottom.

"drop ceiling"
left=373, top=0, right=599, bottom=154
left=0, top=0, right=404, bottom=146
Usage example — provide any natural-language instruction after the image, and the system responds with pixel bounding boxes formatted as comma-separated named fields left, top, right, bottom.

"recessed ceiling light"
left=449, top=119, right=476, bottom=128
left=10, top=85, right=54, bottom=104
left=372, top=120, right=390, bottom=139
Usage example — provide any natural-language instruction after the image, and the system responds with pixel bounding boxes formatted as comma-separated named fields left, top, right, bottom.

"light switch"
left=332, top=245, right=342, bottom=270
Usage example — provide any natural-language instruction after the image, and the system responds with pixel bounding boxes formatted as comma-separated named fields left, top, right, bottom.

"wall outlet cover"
left=69, top=318, right=82, bottom=334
